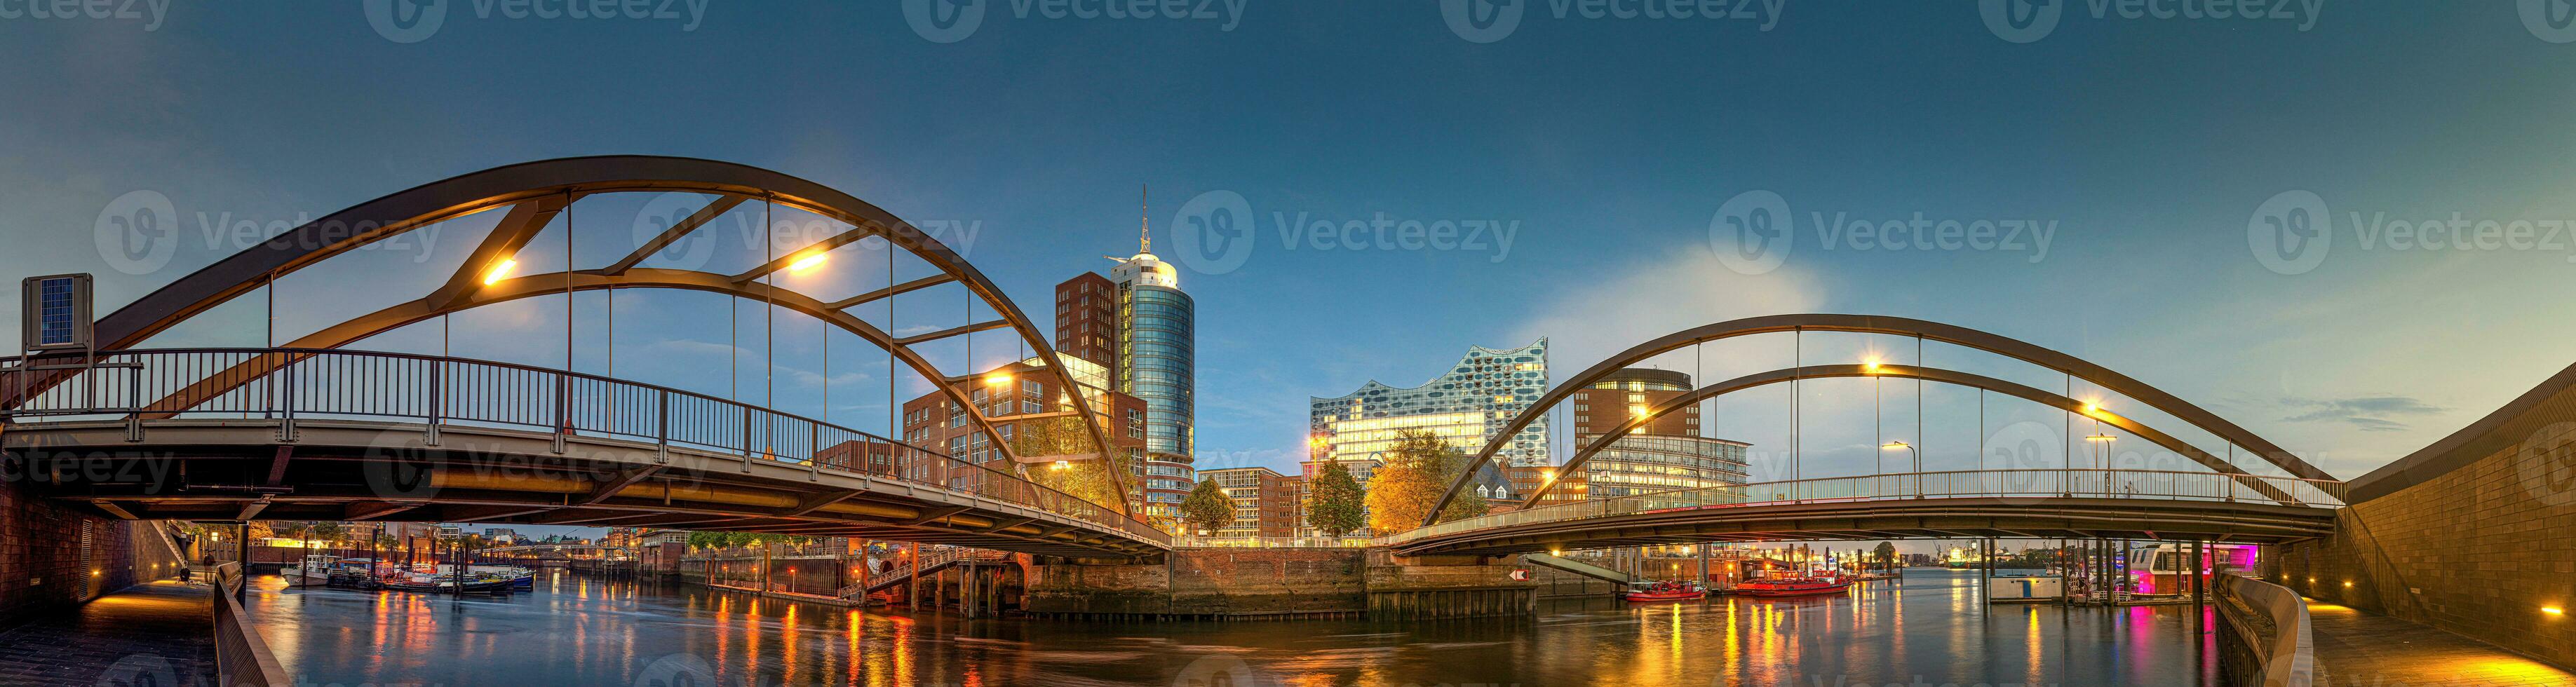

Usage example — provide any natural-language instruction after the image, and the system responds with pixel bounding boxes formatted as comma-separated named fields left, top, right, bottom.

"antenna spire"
left=1139, top=184, right=1150, bottom=254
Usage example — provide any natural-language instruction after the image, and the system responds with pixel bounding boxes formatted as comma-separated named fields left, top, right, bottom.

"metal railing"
left=0, top=347, right=1168, bottom=547
left=2218, top=573, right=2317, bottom=687
left=1380, top=468, right=2349, bottom=547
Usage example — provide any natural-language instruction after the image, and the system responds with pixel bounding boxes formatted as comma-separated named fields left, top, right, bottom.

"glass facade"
left=1101, top=244, right=1196, bottom=523
left=1567, top=369, right=1751, bottom=505
left=1309, top=339, right=1551, bottom=478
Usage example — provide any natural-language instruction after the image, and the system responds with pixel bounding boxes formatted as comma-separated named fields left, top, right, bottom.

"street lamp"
left=2085, top=434, right=2117, bottom=496
left=1881, top=442, right=1921, bottom=497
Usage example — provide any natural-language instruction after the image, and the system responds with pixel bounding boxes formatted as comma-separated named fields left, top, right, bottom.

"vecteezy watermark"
left=93, top=190, right=447, bottom=276
left=1439, top=0, right=1783, bottom=44
left=2245, top=189, right=2576, bottom=275
left=1164, top=189, right=1519, bottom=275
left=94, top=653, right=180, bottom=687
left=2521, top=0, right=2576, bottom=43
left=632, top=652, right=717, bottom=687
left=1978, top=0, right=2322, bottom=43
left=1171, top=654, right=1283, bottom=687
left=0, top=0, right=168, bottom=31
left=363, top=0, right=710, bottom=44
left=3, top=450, right=182, bottom=491
left=900, top=0, right=1247, bottom=44
left=2516, top=421, right=2576, bottom=508
left=626, top=191, right=985, bottom=272
left=1706, top=190, right=2059, bottom=276
left=360, top=432, right=717, bottom=501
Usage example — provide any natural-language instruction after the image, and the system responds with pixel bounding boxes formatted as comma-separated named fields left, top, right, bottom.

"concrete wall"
left=0, top=475, right=135, bottom=625
left=2265, top=363, right=2576, bottom=669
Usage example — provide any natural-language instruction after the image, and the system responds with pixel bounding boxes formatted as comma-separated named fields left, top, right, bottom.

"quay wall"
left=2266, top=363, right=2576, bottom=670
left=1025, top=547, right=1526, bottom=619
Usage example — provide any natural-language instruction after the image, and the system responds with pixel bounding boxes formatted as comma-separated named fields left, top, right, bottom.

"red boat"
left=1734, top=574, right=1854, bottom=597
left=1621, top=580, right=1708, bottom=602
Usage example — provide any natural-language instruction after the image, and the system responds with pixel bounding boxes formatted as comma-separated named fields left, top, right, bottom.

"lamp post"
left=2084, top=434, right=2116, bottom=496
left=1881, top=441, right=1920, bottom=498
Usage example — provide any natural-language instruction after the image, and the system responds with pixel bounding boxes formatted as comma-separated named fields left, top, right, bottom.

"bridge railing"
left=0, top=347, right=1168, bottom=547
left=1383, top=468, right=2349, bottom=547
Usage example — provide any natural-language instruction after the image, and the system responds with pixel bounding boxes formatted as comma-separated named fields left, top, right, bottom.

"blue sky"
left=7, top=3, right=2576, bottom=542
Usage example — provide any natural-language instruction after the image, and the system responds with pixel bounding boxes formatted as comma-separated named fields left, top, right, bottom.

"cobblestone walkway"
left=0, top=580, right=218, bottom=686
left=2308, top=600, right=2576, bottom=686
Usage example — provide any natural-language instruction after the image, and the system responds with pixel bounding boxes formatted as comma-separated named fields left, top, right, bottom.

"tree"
left=1013, top=415, right=1133, bottom=513
left=1180, top=478, right=1234, bottom=536
left=1364, top=429, right=1485, bottom=535
left=310, top=522, right=347, bottom=550
left=1306, top=459, right=1366, bottom=539
left=1873, top=541, right=1898, bottom=573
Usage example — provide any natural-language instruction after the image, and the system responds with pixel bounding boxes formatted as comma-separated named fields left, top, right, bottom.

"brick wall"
left=0, top=477, right=135, bottom=626
left=2267, top=363, right=2576, bottom=669
left=1170, top=548, right=1364, bottom=615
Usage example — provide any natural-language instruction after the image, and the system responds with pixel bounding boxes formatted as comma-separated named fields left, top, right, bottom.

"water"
left=241, top=569, right=2217, bottom=686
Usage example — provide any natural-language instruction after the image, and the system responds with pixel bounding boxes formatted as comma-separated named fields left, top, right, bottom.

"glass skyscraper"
left=1057, top=228, right=1194, bottom=520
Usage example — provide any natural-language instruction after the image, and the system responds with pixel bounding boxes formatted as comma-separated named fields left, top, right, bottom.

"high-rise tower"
left=1053, top=190, right=1197, bottom=522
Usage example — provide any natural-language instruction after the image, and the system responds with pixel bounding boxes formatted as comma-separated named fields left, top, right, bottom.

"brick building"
left=1198, top=467, right=1297, bottom=538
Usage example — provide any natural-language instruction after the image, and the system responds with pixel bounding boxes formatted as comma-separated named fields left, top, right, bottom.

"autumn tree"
left=1180, top=478, right=1235, bottom=536
left=1013, top=415, right=1133, bottom=513
left=1873, top=541, right=1899, bottom=573
left=1364, top=429, right=1486, bottom=535
left=1306, top=459, right=1365, bottom=539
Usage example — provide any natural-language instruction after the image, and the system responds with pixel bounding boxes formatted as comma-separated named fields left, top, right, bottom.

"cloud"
left=2278, top=395, right=2443, bottom=432
left=1506, top=248, right=1828, bottom=377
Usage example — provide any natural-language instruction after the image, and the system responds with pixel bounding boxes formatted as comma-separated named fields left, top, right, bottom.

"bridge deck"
left=2306, top=600, right=2576, bottom=686
left=0, top=580, right=217, bottom=686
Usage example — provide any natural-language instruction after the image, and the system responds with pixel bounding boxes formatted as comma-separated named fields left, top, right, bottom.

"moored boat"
left=1621, top=580, right=1708, bottom=602
left=1734, top=574, right=1854, bottom=597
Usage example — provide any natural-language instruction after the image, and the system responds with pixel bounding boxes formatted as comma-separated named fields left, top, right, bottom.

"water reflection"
left=243, top=569, right=2211, bottom=686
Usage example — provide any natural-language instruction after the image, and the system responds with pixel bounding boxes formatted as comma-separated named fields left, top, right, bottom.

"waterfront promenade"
left=0, top=580, right=217, bottom=686
left=2308, top=599, right=2576, bottom=686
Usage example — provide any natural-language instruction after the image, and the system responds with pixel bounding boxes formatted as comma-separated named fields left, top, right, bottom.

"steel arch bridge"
left=1394, top=314, right=2347, bottom=557
left=1, top=156, right=1167, bottom=558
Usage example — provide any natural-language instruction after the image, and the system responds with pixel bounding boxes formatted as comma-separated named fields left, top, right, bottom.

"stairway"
left=1524, top=552, right=1644, bottom=584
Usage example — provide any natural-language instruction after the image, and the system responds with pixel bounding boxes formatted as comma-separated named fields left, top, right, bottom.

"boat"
left=381, top=574, right=518, bottom=595
left=1734, top=573, right=1854, bottom=597
left=1621, top=580, right=1708, bottom=602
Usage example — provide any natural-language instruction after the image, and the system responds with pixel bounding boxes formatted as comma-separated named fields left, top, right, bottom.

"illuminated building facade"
left=1053, top=221, right=1197, bottom=522
left=1567, top=368, right=1749, bottom=503
left=1308, top=340, right=1552, bottom=492
left=900, top=355, right=1152, bottom=506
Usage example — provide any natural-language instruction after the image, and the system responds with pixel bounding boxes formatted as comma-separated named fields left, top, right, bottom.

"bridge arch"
left=1427, top=314, right=2335, bottom=526
left=1530, top=363, right=2308, bottom=508
left=12, top=156, right=1128, bottom=513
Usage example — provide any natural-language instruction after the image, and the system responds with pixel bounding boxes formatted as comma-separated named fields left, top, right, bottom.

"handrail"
left=2218, top=573, right=2316, bottom=687
left=1380, top=468, right=2349, bottom=548
left=208, top=562, right=291, bottom=687
left=0, top=346, right=1168, bottom=547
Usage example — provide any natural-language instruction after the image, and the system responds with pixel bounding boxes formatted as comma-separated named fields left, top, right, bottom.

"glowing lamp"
left=2544, top=607, right=2565, bottom=616
left=481, top=258, right=516, bottom=285
left=787, top=252, right=828, bottom=273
